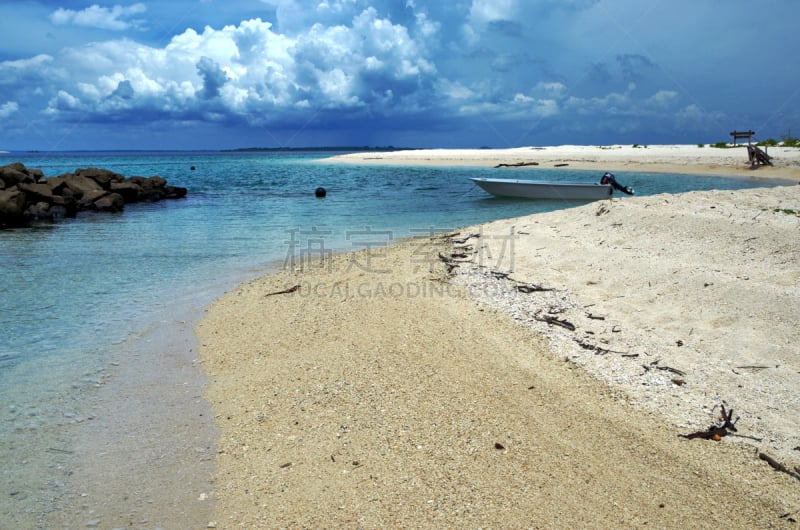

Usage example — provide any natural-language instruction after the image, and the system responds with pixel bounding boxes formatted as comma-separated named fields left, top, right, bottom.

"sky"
left=0, top=0, right=798, bottom=150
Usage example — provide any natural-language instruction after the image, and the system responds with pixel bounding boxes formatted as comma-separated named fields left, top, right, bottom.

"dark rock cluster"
left=0, top=162, right=187, bottom=228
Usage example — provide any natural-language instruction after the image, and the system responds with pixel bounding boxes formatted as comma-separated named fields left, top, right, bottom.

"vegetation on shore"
left=706, top=131, right=799, bottom=149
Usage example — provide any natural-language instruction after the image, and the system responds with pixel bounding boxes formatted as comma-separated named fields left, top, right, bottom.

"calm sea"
left=0, top=150, right=776, bottom=526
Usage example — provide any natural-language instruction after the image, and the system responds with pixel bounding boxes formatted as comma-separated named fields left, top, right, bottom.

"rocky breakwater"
left=0, top=162, right=187, bottom=228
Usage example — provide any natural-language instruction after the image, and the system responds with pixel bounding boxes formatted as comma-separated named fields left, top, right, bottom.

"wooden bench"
left=730, top=130, right=755, bottom=146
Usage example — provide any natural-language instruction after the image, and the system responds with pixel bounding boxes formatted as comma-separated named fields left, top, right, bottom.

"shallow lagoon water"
left=0, top=151, right=778, bottom=525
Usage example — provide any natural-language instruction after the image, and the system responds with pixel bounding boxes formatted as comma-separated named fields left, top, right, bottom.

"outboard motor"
left=600, top=172, right=634, bottom=195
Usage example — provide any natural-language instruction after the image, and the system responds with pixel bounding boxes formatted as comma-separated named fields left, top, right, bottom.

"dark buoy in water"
left=315, top=187, right=327, bottom=198
left=190, top=165, right=196, bottom=171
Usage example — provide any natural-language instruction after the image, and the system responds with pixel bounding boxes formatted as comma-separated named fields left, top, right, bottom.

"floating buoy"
left=315, top=187, right=327, bottom=198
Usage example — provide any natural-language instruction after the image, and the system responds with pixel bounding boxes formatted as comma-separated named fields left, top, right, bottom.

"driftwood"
left=495, top=161, right=539, bottom=168
left=642, top=360, right=686, bottom=377
left=759, top=453, right=800, bottom=481
left=656, top=365, right=686, bottom=376
left=438, top=252, right=467, bottom=274
left=489, top=271, right=554, bottom=293
left=47, top=447, right=74, bottom=454
left=680, top=404, right=738, bottom=440
left=516, top=283, right=554, bottom=293
left=441, top=232, right=480, bottom=245
left=265, top=285, right=300, bottom=296
left=575, top=339, right=609, bottom=354
left=731, top=365, right=770, bottom=375
left=574, top=339, right=627, bottom=355
left=534, top=310, right=576, bottom=331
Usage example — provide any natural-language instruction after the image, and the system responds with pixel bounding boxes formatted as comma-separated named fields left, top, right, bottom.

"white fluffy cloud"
left=1, top=0, right=796, bottom=148
left=0, top=101, right=18, bottom=118
left=468, top=0, right=518, bottom=26
left=50, top=3, right=147, bottom=31
left=27, top=9, right=442, bottom=126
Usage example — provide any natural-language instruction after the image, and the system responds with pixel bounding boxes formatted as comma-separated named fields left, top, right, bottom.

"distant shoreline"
left=225, top=146, right=416, bottom=152
left=324, top=144, right=800, bottom=182
left=0, top=147, right=416, bottom=155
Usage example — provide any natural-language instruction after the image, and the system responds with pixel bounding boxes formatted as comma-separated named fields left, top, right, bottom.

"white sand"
left=198, top=146, right=800, bottom=527
left=327, top=144, right=800, bottom=181
left=450, top=185, right=800, bottom=465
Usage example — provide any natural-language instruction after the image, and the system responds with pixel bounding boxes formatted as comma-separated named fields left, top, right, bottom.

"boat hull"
left=471, top=178, right=613, bottom=200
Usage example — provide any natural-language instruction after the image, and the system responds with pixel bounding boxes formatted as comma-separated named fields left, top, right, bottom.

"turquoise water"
left=0, top=151, right=777, bottom=524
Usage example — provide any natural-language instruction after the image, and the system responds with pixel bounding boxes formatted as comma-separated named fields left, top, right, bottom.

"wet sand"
left=44, top=311, right=217, bottom=529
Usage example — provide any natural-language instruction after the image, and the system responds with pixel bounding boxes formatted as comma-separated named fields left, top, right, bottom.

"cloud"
left=1, top=0, right=797, bottom=149
left=0, top=3, right=707, bottom=145
left=49, top=3, right=147, bottom=31
left=21, top=8, right=443, bottom=128
left=533, top=82, right=567, bottom=99
left=617, top=54, right=655, bottom=82
left=0, top=101, right=18, bottom=119
left=646, top=89, right=678, bottom=108
left=111, top=79, right=135, bottom=100
left=196, top=57, right=229, bottom=99
left=469, top=0, right=518, bottom=26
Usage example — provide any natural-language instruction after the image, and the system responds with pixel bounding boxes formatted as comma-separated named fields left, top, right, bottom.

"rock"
left=18, top=182, right=54, bottom=203
left=25, top=201, right=51, bottom=221
left=28, top=168, right=45, bottom=183
left=63, top=174, right=103, bottom=196
left=77, top=190, right=108, bottom=210
left=75, top=167, right=124, bottom=189
left=141, top=189, right=166, bottom=201
left=165, top=185, right=188, bottom=199
left=45, top=176, right=69, bottom=195
left=0, top=163, right=34, bottom=187
left=94, top=192, right=125, bottom=212
left=130, top=175, right=167, bottom=190
left=129, top=176, right=169, bottom=200
left=149, top=175, right=167, bottom=188
left=0, top=189, right=27, bottom=224
left=1, top=162, right=186, bottom=228
left=110, top=181, right=143, bottom=202
left=51, top=195, right=78, bottom=217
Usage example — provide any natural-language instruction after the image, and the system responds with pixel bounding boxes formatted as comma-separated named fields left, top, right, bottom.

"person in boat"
left=600, top=172, right=634, bottom=195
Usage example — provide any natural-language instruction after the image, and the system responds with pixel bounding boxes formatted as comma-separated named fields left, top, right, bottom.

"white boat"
left=470, top=173, right=633, bottom=200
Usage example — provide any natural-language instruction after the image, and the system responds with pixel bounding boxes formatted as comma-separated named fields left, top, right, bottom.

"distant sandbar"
left=325, top=144, right=800, bottom=181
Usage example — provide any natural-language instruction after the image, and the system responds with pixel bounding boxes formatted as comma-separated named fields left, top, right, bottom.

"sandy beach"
left=197, top=146, right=800, bottom=527
left=328, top=144, right=800, bottom=181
